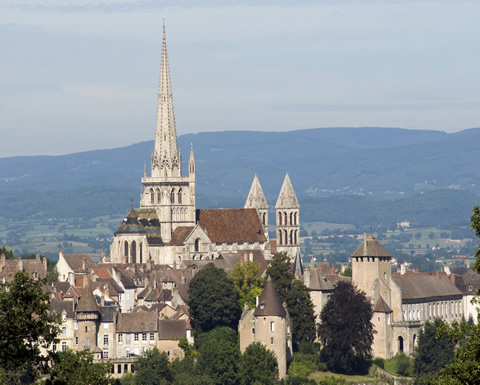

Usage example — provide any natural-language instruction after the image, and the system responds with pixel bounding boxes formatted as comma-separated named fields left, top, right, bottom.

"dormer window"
left=260, top=303, right=265, bottom=310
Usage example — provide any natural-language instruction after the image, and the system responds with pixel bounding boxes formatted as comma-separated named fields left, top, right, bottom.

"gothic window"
left=294, top=230, right=298, bottom=245
left=150, top=188, right=154, bottom=204
left=262, top=213, right=266, bottom=225
left=178, top=188, right=182, bottom=204
left=157, top=188, right=161, bottom=203
left=194, top=238, right=200, bottom=252
left=131, top=241, right=136, bottom=264
left=278, top=231, right=282, bottom=245
left=284, top=230, right=288, bottom=245
left=278, top=212, right=282, bottom=226
left=124, top=241, right=129, bottom=258
left=139, top=243, right=143, bottom=264
left=289, top=230, right=293, bottom=245
left=170, top=189, right=175, bottom=204
left=284, top=212, right=287, bottom=226
left=290, top=212, right=293, bottom=225
left=294, top=212, right=297, bottom=225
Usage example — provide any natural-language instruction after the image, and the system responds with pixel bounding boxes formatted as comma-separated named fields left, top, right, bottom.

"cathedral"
left=109, top=25, right=300, bottom=266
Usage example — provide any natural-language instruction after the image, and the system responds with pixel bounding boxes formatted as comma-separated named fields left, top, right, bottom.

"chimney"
left=400, top=263, right=406, bottom=275
left=0, top=254, right=5, bottom=269
left=36, top=253, right=40, bottom=261
left=105, top=283, right=110, bottom=299
left=18, top=258, right=23, bottom=271
left=244, top=302, right=249, bottom=312
left=59, top=250, right=64, bottom=260
left=43, top=256, right=48, bottom=273
left=82, top=257, right=87, bottom=271
left=68, top=272, right=74, bottom=286
left=435, top=271, right=440, bottom=279
left=58, top=291, right=63, bottom=301
left=304, top=268, right=311, bottom=288
left=450, top=275, right=456, bottom=285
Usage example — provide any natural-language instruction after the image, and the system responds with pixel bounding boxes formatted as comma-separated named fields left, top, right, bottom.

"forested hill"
left=1, top=127, right=479, bottom=227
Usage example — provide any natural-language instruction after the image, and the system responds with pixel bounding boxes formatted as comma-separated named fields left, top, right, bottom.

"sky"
left=1, top=0, right=479, bottom=157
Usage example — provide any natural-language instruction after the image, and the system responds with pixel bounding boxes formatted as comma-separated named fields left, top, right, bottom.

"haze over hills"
left=1, top=127, right=479, bottom=228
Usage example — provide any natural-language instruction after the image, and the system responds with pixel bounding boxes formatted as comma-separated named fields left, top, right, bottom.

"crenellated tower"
left=139, top=23, right=196, bottom=243
left=275, top=172, right=300, bottom=259
left=244, top=174, right=269, bottom=236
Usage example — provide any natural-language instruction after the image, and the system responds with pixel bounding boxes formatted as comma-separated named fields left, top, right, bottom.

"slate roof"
left=158, top=319, right=186, bottom=340
left=308, top=269, right=336, bottom=291
left=254, top=278, right=286, bottom=317
left=100, top=306, right=117, bottom=322
left=392, top=274, right=463, bottom=303
left=50, top=299, right=75, bottom=318
left=351, top=235, right=392, bottom=258
left=196, top=208, right=267, bottom=243
left=53, top=281, right=71, bottom=295
left=117, top=312, right=158, bottom=333
left=62, top=253, right=96, bottom=272
left=455, top=269, right=480, bottom=294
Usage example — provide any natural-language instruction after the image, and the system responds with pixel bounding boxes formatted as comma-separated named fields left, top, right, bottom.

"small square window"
left=142, top=333, right=147, bottom=341
left=134, top=333, right=139, bottom=342
left=62, top=327, right=67, bottom=336
left=150, top=333, right=154, bottom=341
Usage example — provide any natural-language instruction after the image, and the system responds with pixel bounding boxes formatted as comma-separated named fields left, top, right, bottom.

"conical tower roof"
left=293, top=248, right=304, bottom=278
left=245, top=174, right=268, bottom=209
left=115, top=208, right=146, bottom=235
left=275, top=172, right=300, bottom=209
left=152, top=22, right=180, bottom=177
left=254, top=277, right=286, bottom=317
left=351, top=235, right=391, bottom=258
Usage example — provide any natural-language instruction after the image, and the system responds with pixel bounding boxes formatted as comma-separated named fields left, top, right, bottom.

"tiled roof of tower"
left=169, top=226, right=194, bottom=245
left=351, top=235, right=392, bottom=258
left=76, top=289, right=100, bottom=312
left=196, top=208, right=267, bottom=243
left=115, top=208, right=146, bottom=234
left=254, top=278, right=286, bottom=317
left=392, top=274, right=463, bottom=302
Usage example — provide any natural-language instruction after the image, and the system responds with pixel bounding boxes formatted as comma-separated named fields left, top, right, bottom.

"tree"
left=187, top=263, right=241, bottom=334
left=196, top=328, right=240, bottom=385
left=239, top=342, right=278, bottom=385
left=414, top=319, right=454, bottom=384
left=232, top=261, right=264, bottom=310
left=341, top=266, right=352, bottom=277
left=266, top=252, right=316, bottom=350
left=0, top=271, right=60, bottom=383
left=317, top=281, right=374, bottom=375
left=46, top=349, right=115, bottom=385
left=134, top=347, right=173, bottom=385
left=0, top=244, right=14, bottom=259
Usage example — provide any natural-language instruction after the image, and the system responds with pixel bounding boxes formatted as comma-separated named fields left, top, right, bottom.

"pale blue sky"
left=1, top=0, right=479, bottom=156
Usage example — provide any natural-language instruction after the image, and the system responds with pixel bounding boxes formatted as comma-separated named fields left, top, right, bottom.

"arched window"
left=289, top=230, right=293, bottom=244
left=278, top=212, right=282, bottom=226
left=398, top=336, right=404, bottom=352
left=194, top=238, right=200, bottom=252
left=284, top=230, right=288, bottom=245
left=284, top=212, right=288, bottom=226
left=290, top=212, right=293, bottom=225
left=124, top=241, right=129, bottom=258
left=278, top=231, right=283, bottom=245
left=413, top=334, right=417, bottom=347
left=150, top=188, right=154, bottom=204
left=294, top=230, right=298, bottom=245
left=262, top=213, right=266, bottom=225
left=157, top=188, right=161, bottom=203
left=139, top=243, right=143, bottom=264
left=178, top=188, right=182, bottom=204
left=170, top=189, right=175, bottom=204
left=131, top=241, right=136, bottom=264
left=294, top=212, right=297, bottom=225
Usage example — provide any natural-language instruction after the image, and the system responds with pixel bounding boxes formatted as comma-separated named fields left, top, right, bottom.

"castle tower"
left=275, top=172, right=300, bottom=259
left=244, top=174, right=269, bottom=236
left=139, top=23, right=196, bottom=243
left=239, top=278, right=293, bottom=379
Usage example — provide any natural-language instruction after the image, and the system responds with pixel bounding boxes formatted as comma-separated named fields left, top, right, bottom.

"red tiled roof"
left=169, top=226, right=194, bottom=245
left=197, top=208, right=267, bottom=243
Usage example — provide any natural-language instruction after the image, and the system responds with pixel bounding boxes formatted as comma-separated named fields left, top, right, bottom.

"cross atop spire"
left=151, top=22, right=180, bottom=178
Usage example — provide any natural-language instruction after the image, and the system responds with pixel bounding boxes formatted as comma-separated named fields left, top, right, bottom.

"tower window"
left=170, top=189, right=175, bottom=204
left=178, top=189, right=182, bottom=204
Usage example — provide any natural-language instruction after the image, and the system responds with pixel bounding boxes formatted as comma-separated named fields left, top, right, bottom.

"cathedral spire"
left=152, top=22, right=180, bottom=178
left=245, top=174, right=268, bottom=209
left=275, top=172, right=300, bottom=209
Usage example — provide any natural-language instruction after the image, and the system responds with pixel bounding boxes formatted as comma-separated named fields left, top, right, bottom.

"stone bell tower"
left=139, top=23, right=196, bottom=243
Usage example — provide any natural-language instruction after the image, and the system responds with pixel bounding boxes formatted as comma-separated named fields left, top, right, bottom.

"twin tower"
left=109, top=24, right=300, bottom=264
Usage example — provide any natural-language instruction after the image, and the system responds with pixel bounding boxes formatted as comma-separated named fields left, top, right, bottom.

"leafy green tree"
left=414, top=319, right=454, bottom=384
left=0, top=271, right=60, bottom=383
left=196, top=328, right=240, bottom=385
left=341, top=266, right=352, bottom=277
left=0, top=244, right=14, bottom=259
left=187, top=263, right=241, bottom=334
left=317, top=281, right=374, bottom=375
left=46, top=349, right=115, bottom=385
left=232, top=261, right=264, bottom=310
left=134, top=348, right=173, bottom=385
left=266, top=252, right=316, bottom=350
left=239, top=342, right=278, bottom=385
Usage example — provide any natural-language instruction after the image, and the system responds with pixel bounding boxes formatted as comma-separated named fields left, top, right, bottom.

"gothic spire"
left=152, top=22, right=180, bottom=178
left=245, top=174, right=268, bottom=209
left=275, top=172, right=300, bottom=209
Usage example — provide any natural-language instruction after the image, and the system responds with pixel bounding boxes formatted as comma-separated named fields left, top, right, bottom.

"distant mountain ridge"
left=1, top=127, right=479, bottom=201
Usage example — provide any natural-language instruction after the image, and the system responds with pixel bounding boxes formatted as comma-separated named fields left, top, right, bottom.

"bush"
left=373, top=357, right=385, bottom=369
left=396, top=353, right=413, bottom=377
